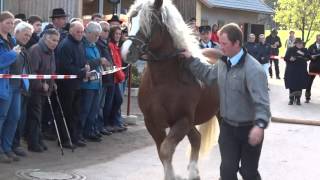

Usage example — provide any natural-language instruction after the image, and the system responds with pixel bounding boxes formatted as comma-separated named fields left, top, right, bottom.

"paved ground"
left=0, top=60, right=319, bottom=180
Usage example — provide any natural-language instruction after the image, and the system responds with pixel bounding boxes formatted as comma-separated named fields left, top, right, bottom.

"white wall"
left=200, top=5, right=261, bottom=26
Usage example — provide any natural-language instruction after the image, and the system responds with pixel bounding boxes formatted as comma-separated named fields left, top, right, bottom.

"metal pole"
left=54, top=90, right=74, bottom=152
left=1, top=0, right=4, bottom=12
left=47, top=96, right=64, bottom=155
left=99, top=0, right=104, bottom=15
left=126, top=65, right=132, bottom=116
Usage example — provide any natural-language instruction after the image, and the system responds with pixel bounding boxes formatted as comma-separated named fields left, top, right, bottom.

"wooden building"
left=0, top=0, right=273, bottom=38
left=0, top=0, right=197, bottom=22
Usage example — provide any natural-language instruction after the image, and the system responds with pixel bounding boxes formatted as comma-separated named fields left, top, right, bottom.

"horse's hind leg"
left=187, top=127, right=201, bottom=180
left=160, top=119, right=191, bottom=180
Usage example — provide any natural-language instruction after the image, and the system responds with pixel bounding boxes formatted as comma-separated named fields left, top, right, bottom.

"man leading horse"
left=181, top=23, right=271, bottom=180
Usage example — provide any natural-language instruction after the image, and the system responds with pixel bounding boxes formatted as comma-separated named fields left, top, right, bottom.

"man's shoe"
left=73, top=140, right=86, bottom=147
left=288, top=100, right=294, bottom=105
left=100, top=128, right=112, bottom=136
left=114, top=125, right=127, bottom=132
left=13, top=147, right=27, bottom=157
left=105, top=126, right=115, bottom=133
left=0, top=153, right=12, bottom=163
left=60, top=142, right=77, bottom=149
left=39, top=141, right=48, bottom=151
left=42, top=132, right=57, bottom=141
left=296, top=99, right=301, bottom=105
left=85, top=135, right=102, bottom=142
left=5, top=152, right=20, bottom=161
left=305, top=99, right=310, bottom=103
left=28, top=145, right=44, bottom=153
left=276, top=76, right=281, bottom=79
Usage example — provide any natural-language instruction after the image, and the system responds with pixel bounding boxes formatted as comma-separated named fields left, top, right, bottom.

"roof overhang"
left=199, top=0, right=274, bottom=15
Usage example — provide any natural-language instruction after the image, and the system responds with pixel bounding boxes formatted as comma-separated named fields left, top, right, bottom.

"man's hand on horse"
left=202, top=48, right=223, bottom=64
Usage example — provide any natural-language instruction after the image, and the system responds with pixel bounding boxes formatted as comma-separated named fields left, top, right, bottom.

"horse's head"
left=122, top=0, right=173, bottom=64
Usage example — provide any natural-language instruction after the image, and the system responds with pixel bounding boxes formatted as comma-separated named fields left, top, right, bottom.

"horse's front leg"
left=187, top=127, right=201, bottom=180
left=160, top=118, right=191, bottom=180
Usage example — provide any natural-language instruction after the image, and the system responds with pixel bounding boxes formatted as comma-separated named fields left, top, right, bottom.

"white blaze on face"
left=121, top=11, right=141, bottom=62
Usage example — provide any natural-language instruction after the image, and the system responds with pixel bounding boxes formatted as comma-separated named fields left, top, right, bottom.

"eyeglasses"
left=103, top=29, right=110, bottom=32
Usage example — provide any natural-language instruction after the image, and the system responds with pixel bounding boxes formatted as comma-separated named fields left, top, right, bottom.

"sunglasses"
left=103, top=29, right=110, bottom=32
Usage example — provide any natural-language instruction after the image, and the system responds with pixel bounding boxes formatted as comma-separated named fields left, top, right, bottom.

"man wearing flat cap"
left=41, top=8, right=69, bottom=40
left=199, top=25, right=219, bottom=49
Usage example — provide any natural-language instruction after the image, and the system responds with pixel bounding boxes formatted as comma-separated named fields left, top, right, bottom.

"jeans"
left=262, top=63, right=270, bottom=77
left=13, top=94, right=28, bottom=149
left=0, top=88, right=21, bottom=153
left=104, top=84, right=123, bottom=127
left=96, top=86, right=108, bottom=132
left=80, top=89, right=100, bottom=137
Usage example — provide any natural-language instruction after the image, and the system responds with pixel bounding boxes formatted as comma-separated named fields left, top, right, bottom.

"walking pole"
left=47, top=95, right=64, bottom=155
left=54, top=89, right=74, bottom=152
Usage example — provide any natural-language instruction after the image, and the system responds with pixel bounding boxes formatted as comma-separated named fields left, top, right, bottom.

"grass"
left=265, top=30, right=320, bottom=56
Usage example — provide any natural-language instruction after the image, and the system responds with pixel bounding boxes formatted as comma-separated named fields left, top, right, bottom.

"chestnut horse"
left=121, top=0, right=219, bottom=179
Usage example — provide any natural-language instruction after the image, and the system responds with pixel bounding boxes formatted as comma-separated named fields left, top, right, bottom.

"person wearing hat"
left=284, top=38, right=309, bottom=105
left=198, top=25, right=219, bottom=49
left=266, top=28, right=282, bottom=79
left=305, top=34, right=320, bottom=103
left=41, top=8, right=69, bottom=40
left=107, top=14, right=122, bottom=27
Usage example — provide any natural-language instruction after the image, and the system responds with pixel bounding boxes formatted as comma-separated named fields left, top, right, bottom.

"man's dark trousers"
left=219, top=121, right=263, bottom=180
left=305, top=75, right=316, bottom=100
left=57, top=86, right=82, bottom=144
left=269, top=58, right=280, bottom=78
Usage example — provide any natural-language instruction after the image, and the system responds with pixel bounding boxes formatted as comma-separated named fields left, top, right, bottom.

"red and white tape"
left=270, top=55, right=283, bottom=60
left=0, top=66, right=128, bottom=79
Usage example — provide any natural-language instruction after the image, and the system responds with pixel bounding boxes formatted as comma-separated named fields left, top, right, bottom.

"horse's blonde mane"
left=128, top=0, right=206, bottom=60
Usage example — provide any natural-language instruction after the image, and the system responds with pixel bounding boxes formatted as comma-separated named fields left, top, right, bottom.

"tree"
left=275, top=0, right=320, bottom=43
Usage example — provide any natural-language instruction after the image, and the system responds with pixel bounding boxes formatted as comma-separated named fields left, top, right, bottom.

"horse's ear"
left=154, top=0, right=163, bottom=10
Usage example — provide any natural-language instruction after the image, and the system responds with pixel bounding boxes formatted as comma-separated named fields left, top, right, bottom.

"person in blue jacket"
left=0, top=11, right=20, bottom=163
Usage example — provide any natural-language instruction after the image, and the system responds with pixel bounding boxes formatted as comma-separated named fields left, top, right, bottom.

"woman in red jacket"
left=211, top=24, right=219, bottom=43
left=106, top=26, right=127, bottom=132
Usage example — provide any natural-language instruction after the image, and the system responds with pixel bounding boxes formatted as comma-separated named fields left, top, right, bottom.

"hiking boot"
left=5, top=152, right=20, bottom=161
left=13, top=147, right=27, bottom=157
left=296, top=99, right=301, bottom=105
left=28, top=145, right=44, bottom=153
left=0, top=153, right=12, bottom=163
left=288, top=100, right=294, bottom=105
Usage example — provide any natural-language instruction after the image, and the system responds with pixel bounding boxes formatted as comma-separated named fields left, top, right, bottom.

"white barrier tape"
left=270, top=55, right=283, bottom=60
left=0, top=65, right=129, bottom=79
left=0, top=74, right=78, bottom=79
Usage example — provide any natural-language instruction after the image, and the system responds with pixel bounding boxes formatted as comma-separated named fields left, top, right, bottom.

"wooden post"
left=271, top=117, right=320, bottom=126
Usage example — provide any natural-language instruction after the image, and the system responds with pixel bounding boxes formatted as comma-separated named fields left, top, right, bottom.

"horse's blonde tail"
left=197, top=116, right=220, bottom=157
